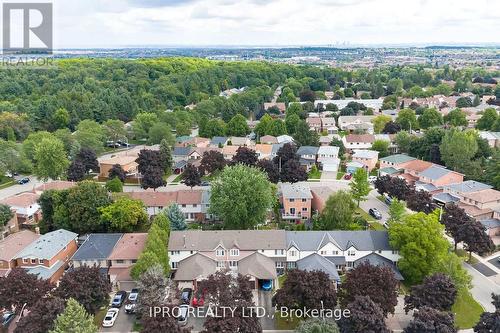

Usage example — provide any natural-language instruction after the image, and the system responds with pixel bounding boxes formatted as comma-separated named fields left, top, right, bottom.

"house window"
left=116, top=259, right=125, bottom=264
left=275, top=249, right=284, bottom=256
left=290, top=250, right=297, bottom=257
left=302, top=199, right=307, bottom=202
left=217, top=261, right=225, bottom=268
left=171, top=251, right=180, bottom=255
left=276, top=262, right=284, bottom=268
left=302, top=207, right=308, bottom=212
left=193, top=204, right=197, bottom=208
left=290, top=208, right=296, bottom=215
left=289, top=199, right=295, bottom=203
left=31, top=259, right=37, bottom=264
left=332, top=251, right=339, bottom=255
left=171, top=262, right=178, bottom=269
left=348, top=250, right=355, bottom=256
left=392, top=250, right=399, bottom=255
left=347, top=261, right=354, bottom=268
left=39, top=259, right=45, bottom=264
left=216, top=249, right=225, bottom=256
left=23, top=258, right=28, bottom=264
left=287, top=262, right=297, bottom=269
left=320, top=251, right=327, bottom=255
left=230, top=249, right=239, bottom=256
left=229, top=261, right=238, bottom=268
left=131, top=259, right=137, bottom=263
left=182, top=204, right=186, bottom=208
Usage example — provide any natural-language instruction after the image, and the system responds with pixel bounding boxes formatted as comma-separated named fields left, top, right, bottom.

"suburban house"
left=276, top=135, right=294, bottom=144
left=310, top=186, right=337, bottom=213
left=255, top=144, right=273, bottom=160
left=70, top=233, right=123, bottom=270
left=169, top=230, right=286, bottom=290
left=317, top=146, right=340, bottom=172
left=342, top=134, right=375, bottom=152
left=338, top=115, right=376, bottom=134
left=479, top=131, right=500, bottom=148
left=107, top=233, right=147, bottom=289
left=173, top=147, right=192, bottom=162
left=210, top=136, right=229, bottom=147
left=458, top=189, right=500, bottom=220
left=263, top=102, right=286, bottom=114
left=260, top=135, right=278, bottom=144
left=296, top=146, right=319, bottom=171
left=379, top=154, right=416, bottom=170
left=321, top=117, right=337, bottom=134
left=34, top=181, right=76, bottom=194
left=306, top=117, right=323, bottom=132
left=480, top=210, right=500, bottom=245
left=229, top=137, right=251, bottom=147
left=99, top=155, right=139, bottom=180
left=285, top=231, right=402, bottom=279
left=0, top=230, right=40, bottom=277
left=175, top=137, right=210, bottom=148
left=417, top=165, right=464, bottom=187
left=314, top=99, right=384, bottom=112
left=279, top=183, right=313, bottom=224
left=222, top=145, right=240, bottom=160
left=346, top=161, right=366, bottom=174
left=0, top=192, right=42, bottom=227
left=126, top=191, right=178, bottom=217
left=352, top=150, right=379, bottom=172
left=14, top=229, right=78, bottom=283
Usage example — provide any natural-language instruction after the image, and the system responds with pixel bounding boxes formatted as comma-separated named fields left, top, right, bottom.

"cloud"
left=126, top=0, right=198, bottom=7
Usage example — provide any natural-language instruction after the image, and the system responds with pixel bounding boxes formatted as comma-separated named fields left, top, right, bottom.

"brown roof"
left=177, top=190, right=203, bottom=205
left=345, top=134, right=375, bottom=143
left=260, top=135, right=278, bottom=144
left=35, top=181, right=77, bottom=192
left=264, top=102, right=286, bottom=112
left=458, top=203, right=493, bottom=218
left=108, top=233, right=147, bottom=260
left=402, top=160, right=433, bottom=173
left=0, top=192, right=39, bottom=208
left=100, top=155, right=138, bottom=166
left=0, top=230, right=40, bottom=261
left=126, top=191, right=177, bottom=207
left=108, top=266, right=133, bottom=282
left=462, top=189, right=500, bottom=204
left=306, top=117, right=322, bottom=125
left=255, top=144, right=273, bottom=155
left=399, top=173, right=419, bottom=183
left=222, top=145, right=240, bottom=155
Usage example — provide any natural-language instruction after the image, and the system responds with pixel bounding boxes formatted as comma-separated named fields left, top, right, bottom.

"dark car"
left=344, top=173, right=352, bottom=180
left=369, top=208, right=382, bottom=220
left=181, top=288, right=192, bottom=305
left=1, top=312, right=15, bottom=328
left=200, top=181, right=210, bottom=186
left=111, top=291, right=127, bottom=308
left=18, top=177, right=30, bottom=184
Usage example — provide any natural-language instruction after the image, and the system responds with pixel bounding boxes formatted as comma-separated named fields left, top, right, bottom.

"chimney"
left=35, top=227, right=40, bottom=235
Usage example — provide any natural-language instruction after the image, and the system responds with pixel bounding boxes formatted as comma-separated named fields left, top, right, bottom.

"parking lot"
left=100, top=309, right=135, bottom=333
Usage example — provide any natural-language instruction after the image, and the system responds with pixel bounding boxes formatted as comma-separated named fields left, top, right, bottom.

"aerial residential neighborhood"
left=0, top=1, right=500, bottom=333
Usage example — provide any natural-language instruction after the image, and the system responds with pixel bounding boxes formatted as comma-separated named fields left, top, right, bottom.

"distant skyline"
left=47, top=0, right=500, bottom=47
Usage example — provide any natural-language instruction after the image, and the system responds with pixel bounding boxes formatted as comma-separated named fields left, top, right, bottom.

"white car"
left=368, top=176, right=378, bottom=183
left=102, top=308, right=119, bottom=327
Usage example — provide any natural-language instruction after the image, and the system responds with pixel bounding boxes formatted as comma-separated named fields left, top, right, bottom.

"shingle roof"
left=432, top=192, right=460, bottom=204
left=296, top=253, right=340, bottom=281
left=238, top=252, right=277, bottom=280
left=444, top=181, right=493, bottom=193
left=281, top=183, right=313, bottom=199
left=71, top=234, right=123, bottom=261
left=352, top=150, right=379, bottom=159
left=108, top=233, right=147, bottom=260
left=173, top=147, right=192, bottom=156
left=403, top=160, right=434, bottom=173
left=380, top=154, right=416, bottom=164
left=0, top=192, right=39, bottom=208
left=0, top=230, right=40, bottom=262
left=379, top=167, right=400, bottom=175
left=286, top=231, right=392, bottom=251
left=27, top=260, right=65, bottom=280
left=296, top=146, right=319, bottom=156
left=169, top=230, right=286, bottom=251
left=35, top=181, right=77, bottom=192
left=317, top=146, right=339, bottom=156
left=345, top=134, right=375, bottom=143
left=211, top=137, right=228, bottom=145
left=16, top=229, right=77, bottom=260
left=419, top=165, right=452, bottom=180
left=173, top=253, right=216, bottom=281
left=354, top=253, right=404, bottom=280
left=480, top=219, right=500, bottom=230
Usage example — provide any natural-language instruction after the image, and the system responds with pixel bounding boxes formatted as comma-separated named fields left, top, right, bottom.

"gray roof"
left=419, top=165, right=452, bottom=180
left=173, top=147, right=191, bottom=156
left=444, top=181, right=493, bottom=193
left=286, top=231, right=392, bottom=252
left=238, top=252, right=277, bottom=280
left=325, top=256, right=346, bottom=265
left=169, top=230, right=286, bottom=251
left=16, top=229, right=77, bottom=260
left=281, top=183, right=313, bottom=199
left=173, top=253, right=216, bottom=281
left=380, top=154, right=416, bottom=164
left=296, top=146, right=319, bottom=156
left=211, top=136, right=228, bottom=145
left=354, top=253, right=404, bottom=280
left=296, top=253, right=340, bottom=281
left=433, top=192, right=460, bottom=204
left=174, top=160, right=188, bottom=169
left=71, top=234, right=123, bottom=261
left=415, top=182, right=439, bottom=192
left=480, top=219, right=500, bottom=230
left=299, top=158, right=316, bottom=166
left=27, top=260, right=65, bottom=280
left=379, top=167, right=401, bottom=175
left=271, top=143, right=285, bottom=155
left=352, top=150, right=379, bottom=159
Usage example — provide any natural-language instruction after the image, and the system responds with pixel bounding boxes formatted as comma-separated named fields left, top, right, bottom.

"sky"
left=44, top=0, right=500, bottom=47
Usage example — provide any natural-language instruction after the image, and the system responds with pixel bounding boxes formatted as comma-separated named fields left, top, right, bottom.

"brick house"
left=280, top=183, right=313, bottom=224
left=107, top=233, right=147, bottom=289
left=0, top=192, right=42, bottom=227
left=0, top=230, right=40, bottom=277
left=352, top=150, right=379, bottom=172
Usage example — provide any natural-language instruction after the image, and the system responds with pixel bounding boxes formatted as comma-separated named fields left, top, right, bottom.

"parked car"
left=181, top=288, right=192, bottom=305
left=18, top=177, right=30, bottom=184
left=1, top=312, right=15, bottom=329
left=124, top=301, right=137, bottom=314
left=192, top=289, right=205, bottom=307
left=261, top=280, right=272, bottom=291
left=128, top=288, right=139, bottom=302
left=368, top=176, right=378, bottom=183
left=344, top=173, right=352, bottom=180
left=369, top=208, right=382, bottom=220
left=111, top=291, right=127, bottom=308
left=384, top=196, right=393, bottom=205
left=178, top=304, right=189, bottom=326
left=106, top=141, right=121, bottom=148
left=102, top=308, right=119, bottom=327
left=200, top=181, right=210, bottom=186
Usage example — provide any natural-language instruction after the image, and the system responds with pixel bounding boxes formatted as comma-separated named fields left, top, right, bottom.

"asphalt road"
left=360, top=189, right=390, bottom=224
left=463, top=263, right=500, bottom=312
left=0, top=176, right=44, bottom=200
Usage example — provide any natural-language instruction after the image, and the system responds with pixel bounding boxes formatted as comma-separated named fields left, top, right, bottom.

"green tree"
left=159, top=139, right=173, bottom=173
left=318, top=190, right=358, bottom=230
left=476, top=108, right=498, bottom=130
left=295, top=319, right=339, bottom=333
left=285, top=113, right=301, bottom=135
left=49, top=298, right=97, bottom=333
left=105, top=177, right=123, bottom=193
left=131, top=251, right=161, bottom=280
left=389, top=211, right=449, bottom=284
left=387, top=198, right=407, bottom=225
left=74, top=120, right=105, bottom=154
left=349, top=168, right=370, bottom=207
left=268, top=119, right=287, bottom=136
left=419, top=108, right=443, bottom=129
left=371, top=139, right=390, bottom=157
left=200, top=119, right=226, bottom=138
left=372, top=115, right=392, bottom=134
left=23, top=131, right=53, bottom=161
left=0, top=139, right=32, bottom=175
left=99, top=197, right=148, bottom=232
left=396, top=109, right=418, bottom=131
left=440, top=130, right=478, bottom=171
left=226, top=114, right=250, bottom=137
left=254, top=114, right=273, bottom=137
left=485, top=150, right=500, bottom=190
left=34, top=137, right=70, bottom=181
left=294, top=120, right=319, bottom=146
left=148, top=122, right=174, bottom=145
left=430, top=253, right=471, bottom=292
left=51, top=108, right=70, bottom=130
left=131, top=223, right=170, bottom=279
left=0, top=203, right=14, bottom=228
left=443, top=108, right=467, bottom=127
left=166, top=203, right=187, bottom=231
left=133, top=112, right=159, bottom=140
left=210, top=165, right=274, bottom=229
left=103, top=119, right=127, bottom=144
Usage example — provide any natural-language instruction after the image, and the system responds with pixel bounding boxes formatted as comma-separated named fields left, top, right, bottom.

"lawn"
left=336, top=171, right=345, bottom=180
left=308, top=168, right=321, bottom=180
left=93, top=307, right=107, bottom=327
left=0, top=176, right=15, bottom=189
left=277, top=274, right=287, bottom=289
left=355, top=208, right=375, bottom=223
left=171, top=174, right=183, bottom=183
left=368, top=221, right=386, bottom=230
left=452, top=289, right=483, bottom=329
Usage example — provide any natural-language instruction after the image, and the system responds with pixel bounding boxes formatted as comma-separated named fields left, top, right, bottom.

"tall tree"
left=226, top=114, right=250, bottom=137
left=473, top=294, right=500, bottom=333
left=200, top=150, right=226, bottom=175
left=318, top=190, right=357, bottom=230
left=293, top=121, right=319, bottom=146
left=404, top=307, right=456, bottom=333
left=371, top=139, right=390, bottom=157
left=14, top=296, right=65, bottom=333
left=339, top=296, right=389, bottom=333
left=280, top=159, right=308, bottom=183
left=136, top=265, right=168, bottom=314
left=406, top=190, right=434, bottom=214
left=210, top=164, right=274, bottom=229
left=49, top=298, right=98, bottom=333
left=387, top=198, right=407, bottom=225
left=54, top=266, right=111, bottom=314
left=339, top=262, right=399, bottom=316
left=461, top=221, right=495, bottom=261
left=232, top=146, right=258, bottom=166
left=256, top=159, right=280, bottom=183
left=159, top=138, right=173, bottom=173
left=443, top=108, right=467, bottom=127
left=99, top=196, right=148, bottom=232
left=404, top=273, right=457, bottom=313
left=441, top=204, right=470, bottom=250
left=166, top=203, right=187, bottom=231
left=476, top=108, right=498, bottom=130
left=136, top=149, right=166, bottom=175
left=0, top=203, right=14, bottom=228
left=34, top=137, right=70, bottom=181
left=349, top=168, right=370, bottom=207
left=372, top=115, right=392, bottom=134
left=67, top=160, right=86, bottom=182
left=105, top=177, right=123, bottom=192
left=396, top=109, right=418, bottom=131
left=181, top=164, right=201, bottom=189
left=419, top=108, right=443, bottom=129
left=108, top=164, right=126, bottom=182
left=440, top=130, right=478, bottom=172
left=141, top=166, right=166, bottom=190
left=0, top=268, right=53, bottom=311
left=75, top=148, right=99, bottom=174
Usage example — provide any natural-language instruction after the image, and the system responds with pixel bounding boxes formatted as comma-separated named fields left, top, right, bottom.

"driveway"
left=100, top=308, right=135, bottom=333
left=360, top=189, right=390, bottom=224
left=464, top=263, right=500, bottom=312
left=488, top=257, right=500, bottom=270
left=472, top=263, right=497, bottom=277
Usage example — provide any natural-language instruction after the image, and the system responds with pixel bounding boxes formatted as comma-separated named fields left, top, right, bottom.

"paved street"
left=0, top=176, right=44, bottom=200
left=360, top=189, right=390, bottom=224
left=463, top=263, right=500, bottom=312
left=99, top=308, right=135, bottom=333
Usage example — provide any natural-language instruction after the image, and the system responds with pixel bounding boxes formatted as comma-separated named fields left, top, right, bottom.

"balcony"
left=281, top=210, right=304, bottom=220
